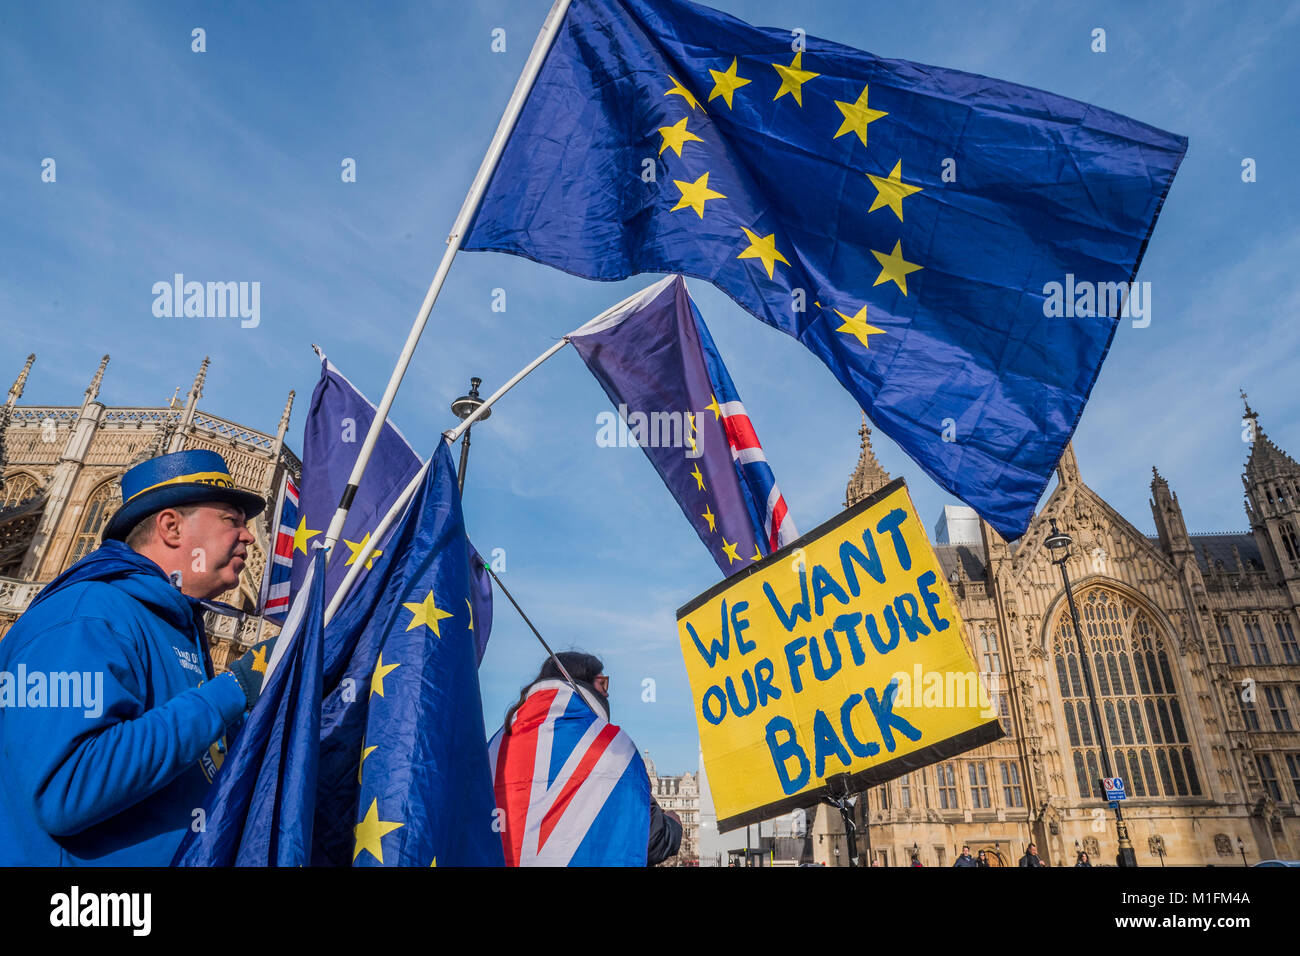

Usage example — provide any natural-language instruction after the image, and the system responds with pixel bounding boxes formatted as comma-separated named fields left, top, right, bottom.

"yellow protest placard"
left=677, top=479, right=1003, bottom=831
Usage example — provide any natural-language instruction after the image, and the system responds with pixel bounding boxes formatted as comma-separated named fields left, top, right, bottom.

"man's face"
left=593, top=674, right=610, bottom=697
left=176, top=502, right=254, bottom=599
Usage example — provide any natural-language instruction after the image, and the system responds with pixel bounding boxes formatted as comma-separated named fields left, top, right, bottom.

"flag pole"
left=322, top=336, right=571, bottom=626
left=318, top=0, right=574, bottom=560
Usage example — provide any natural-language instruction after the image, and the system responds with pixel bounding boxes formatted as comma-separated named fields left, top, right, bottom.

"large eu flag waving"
left=311, top=440, right=503, bottom=866
left=464, top=0, right=1187, bottom=540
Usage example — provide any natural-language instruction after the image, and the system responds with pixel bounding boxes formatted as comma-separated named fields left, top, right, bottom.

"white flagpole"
left=263, top=335, right=570, bottom=684
left=318, top=0, right=574, bottom=560
left=323, top=336, right=571, bottom=627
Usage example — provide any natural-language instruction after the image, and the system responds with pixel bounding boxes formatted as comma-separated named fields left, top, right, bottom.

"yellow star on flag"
left=343, top=531, right=383, bottom=570
left=250, top=644, right=268, bottom=675
left=702, top=504, right=717, bottom=533
left=708, top=57, right=751, bottom=108
left=691, top=463, right=706, bottom=491
left=293, top=516, right=320, bottom=555
left=672, top=172, right=726, bottom=217
left=370, top=652, right=400, bottom=699
left=358, top=742, right=377, bottom=784
left=866, top=160, right=923, bottom=221
left=466, top=598, right=474, bottom=632
left=738, top=227, right=790, bottom=279
left=665, top=75, right=705, bottom=112
left=657, top=117, right=703, bottom=158
left=706, top=394, right=722, bottom=420
left=403, top=590, right=454, bottom=637
left=352, top=798, right=403, bottom=864
left=833, top=84, right=888, bottom=147
left=721, top=538, right=741, bottom=565
left=751, top=544, right=763, bottom=561
left=772, top=51, right=819, bottom=106
left=872, top=240, right=923, bottom=295
left=834, top=305, right=887, bottom=349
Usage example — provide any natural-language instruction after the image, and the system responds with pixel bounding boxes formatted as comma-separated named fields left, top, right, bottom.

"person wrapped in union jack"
left=490, top=652, right=682, bottom=866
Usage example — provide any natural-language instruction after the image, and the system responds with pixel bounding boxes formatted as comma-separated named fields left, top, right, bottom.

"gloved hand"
left=226, top=637, right=278, bottom=711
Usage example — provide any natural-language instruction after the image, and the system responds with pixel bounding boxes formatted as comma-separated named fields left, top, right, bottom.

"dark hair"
left=504, top=652, right=605, bottom=732
left=539, top=651, right=604, bottom=684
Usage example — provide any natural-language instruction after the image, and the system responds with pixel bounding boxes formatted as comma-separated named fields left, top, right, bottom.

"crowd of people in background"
left=884, top=842, right=1098, bottom=867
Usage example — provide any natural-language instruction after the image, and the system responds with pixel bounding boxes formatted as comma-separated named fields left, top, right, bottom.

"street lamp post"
left=1237, top=836, right=1248, bottom=868
left=1045, top=518, right=1138, bottom=867
left=450, top=377, right=490, bottom=495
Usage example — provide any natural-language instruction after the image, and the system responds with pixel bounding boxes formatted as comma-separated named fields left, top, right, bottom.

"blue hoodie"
left=0, top=540, right=248, bottom=865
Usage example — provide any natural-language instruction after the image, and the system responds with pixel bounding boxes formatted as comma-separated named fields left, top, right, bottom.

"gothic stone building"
left=644, top=752, right=700, bottom=866
left=0, top=354, right=299, bottom=670
left=812, top=407, right=1300, bottom=866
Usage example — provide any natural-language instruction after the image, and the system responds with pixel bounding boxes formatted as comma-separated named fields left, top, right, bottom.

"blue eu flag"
left=311, top=440, right=503, bottom=866
left=465, top=0, right=1187, bottom=539
left=295, top=356, right=494, bottom=664
left=291, top=357, right=423, bottom=606
left=173, top=548, right=327, bottom=867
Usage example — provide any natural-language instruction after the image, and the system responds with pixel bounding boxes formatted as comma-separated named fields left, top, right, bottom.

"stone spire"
left=1242, top=390, right=1299, bottom=478
left=273, top=389, right=295, bottom=454
left=187, top=356, right=210, bottom=405
left=84, top=354, right=109, bottom=403
left=6, top=354, right=34, bottom=409
left=167, top=356, right=209, bottom=454
left=1150, top=465, right=1191, bottom=559
left=0, top=354, right=36, bottom=476
left=845, top=413, right=891, bottom=508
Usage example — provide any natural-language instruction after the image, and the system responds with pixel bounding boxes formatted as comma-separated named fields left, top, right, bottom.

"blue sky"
left=3, top=0, right=1298, bottom=774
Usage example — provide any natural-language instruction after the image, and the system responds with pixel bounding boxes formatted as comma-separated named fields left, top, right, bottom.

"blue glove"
left=226, top=637, right=277, bottom=710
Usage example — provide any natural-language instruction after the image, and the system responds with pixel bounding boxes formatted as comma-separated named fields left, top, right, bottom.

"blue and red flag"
left=464, top=0, right=1187, bottom=540
left=569, top=274, right=795, bottom=575
left=292, top=358, right=423, bottom=607
left=257, top=472, right=298, bottom=625
left=488, top=680, right=650, bottom=866
left=295, top=356, right=493, bottom=664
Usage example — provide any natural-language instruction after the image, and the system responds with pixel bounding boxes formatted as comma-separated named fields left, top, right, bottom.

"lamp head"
left=1044, top=518, right=1072, bottom=559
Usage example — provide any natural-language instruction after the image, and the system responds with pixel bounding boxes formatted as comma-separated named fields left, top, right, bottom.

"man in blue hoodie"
left=0, top=450, right=276, bottom=865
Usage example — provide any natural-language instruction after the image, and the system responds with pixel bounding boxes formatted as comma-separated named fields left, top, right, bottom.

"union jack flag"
left=488, top=680, right=650, bottom=866
left=696, top=313, right=797, bottom=554
left=257, top=472, right=298, bottom=625
left=569, top=275, right=797, bottom=576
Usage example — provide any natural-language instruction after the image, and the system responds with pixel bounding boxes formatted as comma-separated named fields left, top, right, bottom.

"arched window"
left=978, top=624, right=1009, bottom=718
left=1281, top=521, right=1300, bottom=564
left=67, top=480, right=120, bottom=567
left=1, top=472, right=41, bottom=510
left=1052, top=588, right=1202, bottom=800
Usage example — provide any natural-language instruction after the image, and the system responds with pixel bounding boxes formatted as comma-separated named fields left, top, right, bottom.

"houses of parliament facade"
left=0, top=353, right=299, bottom=669
left=811, top=406, right=1300, bottom=867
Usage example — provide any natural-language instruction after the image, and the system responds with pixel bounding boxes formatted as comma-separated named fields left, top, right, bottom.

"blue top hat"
left=103, top=449, right=267, bottom=542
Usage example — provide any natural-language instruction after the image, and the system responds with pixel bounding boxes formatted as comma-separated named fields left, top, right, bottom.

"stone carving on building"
left=0, top=354, right=299, bottom=669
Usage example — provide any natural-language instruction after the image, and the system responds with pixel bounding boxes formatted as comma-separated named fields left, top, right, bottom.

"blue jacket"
left=0, top=541, right=248, bottom=865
